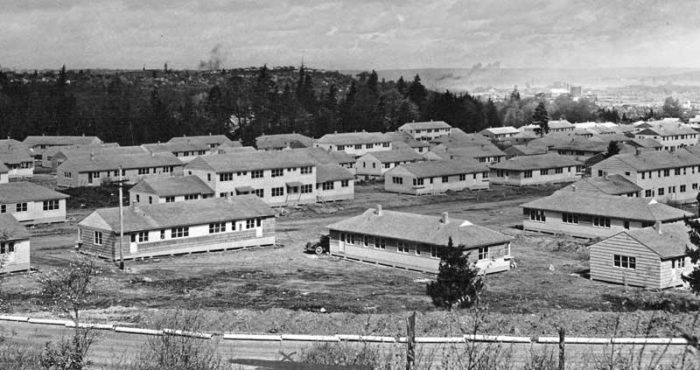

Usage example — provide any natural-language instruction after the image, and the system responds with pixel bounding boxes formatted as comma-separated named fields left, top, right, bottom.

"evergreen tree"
left=532, top=102, right=549, bottom=137
left=396, top=76, right=407, bottom=96
left=407, top=74, right=428, bottom=110
left=426, top=238, right=484, bottom=310
left=683, top=218, right=700, bottom=294
left=604, top=141, right=620, bottom=158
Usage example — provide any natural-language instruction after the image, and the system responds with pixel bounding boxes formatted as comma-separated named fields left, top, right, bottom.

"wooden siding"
left=522, top=210, right=648, bottom=239
left=384, top=171, right=489, bottom=195
left=0, top=239, right=30, bottom=273
left=316, top=180, right=354, bottom=202
left=0, top=199, right=66, bottom=225
left=589, top=233, right=661, bottom=288
left=489, top=167, right=580, bottom=186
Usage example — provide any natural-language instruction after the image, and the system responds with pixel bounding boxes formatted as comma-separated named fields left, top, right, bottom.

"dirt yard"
left=3, top=181, right=700, bottom=338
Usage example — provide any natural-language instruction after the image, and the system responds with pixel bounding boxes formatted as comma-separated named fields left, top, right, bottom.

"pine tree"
left=426, top=238, right=484, bottom=310
left=683, top=218, right=700, bottom=294
left=532, top=102, right=549, bottom=137
left=407, top=74, right=428, bottom=110
left=604, top=141, right=620, bottom=158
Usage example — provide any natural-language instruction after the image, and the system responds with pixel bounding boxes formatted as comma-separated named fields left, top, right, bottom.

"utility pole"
left=118, top=166, right=125, bottom=270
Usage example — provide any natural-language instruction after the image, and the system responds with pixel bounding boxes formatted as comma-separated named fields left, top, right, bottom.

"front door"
left=88, top=172, right=93, bottom=184
left=338, top=233, right=345, bottom=253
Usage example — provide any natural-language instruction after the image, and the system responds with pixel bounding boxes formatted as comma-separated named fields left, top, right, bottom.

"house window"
left=378, top=238, right=386, bottom=249
left=459, top=174, right=466, bottom=181
left=272, top=187, right=284, bottom=197
left=94, top=231, right=103, bottom=245
left=363, top=235, right=369, bottom=247
left=383, top=142, right=390, bottom=147
left=397, top=241, right=409, bottom=253
left=672, top=258, right=686, bottom=269
left=322, top=182, right=334, bottom=190
left=337, top=145, right=345, bottom=151
left=341, top=180, right=349, bottom=187
left=555, top=168, right=563, bottom=174
left=0, top=242, right=15, bottom=254
left=442, top=176, right=449, bottom=183
left=540, top=169, right=549, bottom=175
left=668, top=186, right=676, bottom=193
left=160, top=230, right=166, bottom=240
left=251, top=170, right=264, bottom=178
left=43, top=200, right=59, bottom=211
left=478, top=247, right=489, bottom=260
left=253, top=189, right=264, bottom=198
left=354, top=144, right=362, bottom=150
left=138, top=231, right=149, bottom=242
left=613, top=254, right=636, bottom=269
left=593, top=216, right=611, bottom=228
left=237, top=171, right=248, bottom=176
left=0, top=205, right=5, bottom=213
left=219, top=172, right=233, bottom=181
left=372, top=163, right=376, bottom=169
left=658, top=188, right=665, bottom=196
left=693, top=184, right=698, bottom=190
left=529, top=209, right=546, bottom=222
left=430, top=246, right=439, bottom=258
left=184, top=194, right=198, bottom=200
left=138, top=168, right=149, bottom=175
left=645, top=189, right=653, bottom=197
left=663, top=169, right=670, bottom=177
left=562, top=213, right=578, bottom=224
left=641, top=172, right=645, bottom=179
left=384, top=163, right=390, bottom=169
left=165, top=196, right=175, bottom=203
left=392, top=177, right=403, bottom=185
left=171, top=227, right=189, bottom=238
left=346, top=233, right=355, bottom=245
left=413, top=178, right=424, bottom=186
left=482, top=172, right=489, bottom=179
left=246, top=219, right=255, bottom=229
left=16, top=203, right=27, bottom=212
left=271, top=169, right=284, bottom=177
left=92, top=171, right=101, bottom=178
left=209, top=222, right=225, bottom=233
left=524, top=170, right=533, bottom=178
left=366, top=143, right=374, bottom=149
left=675, top=168, right=681, bottom=175
left=680, top=185, right=686, bottom=193
left=624, top=220, right=630, bottom=229
left=136, top=194, right=140, bottom=203
left=301, top=184, right=313, bottom=193
left=301, top=166, right=312, bottom=174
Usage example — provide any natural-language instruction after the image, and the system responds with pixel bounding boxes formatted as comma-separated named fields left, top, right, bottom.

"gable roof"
left=55, top=146, right=148, bottom=161
left=548, top=119, right=574, bottom=129
left=562, top=174, right=642, bottom=195
left=316, top=163, right=354, bottom=183
left=0, top=214, right=30, bottom=241
left=0, top=182, right=69, bottom=203
left=79, top=195, right=274, bottom=234
left=59, top=152, right=182, bottom=172
left=185, top=151, right=316, bottom=173
left=45, top=143, right=122, bottom=158
left=596, top=150, right=700, bottom=171
left=521, top=190, right=691, bottom=222
left=431, top=130, right=491, bottom=145
left=503, top=145, right=548, bottom=157
left=636, top=124, right=697, bottom=137
left=23, top=136, right=102, bottom=147
left=384, top=132, right=431, bottom=148
left=129, top=176, right=214, bottom=197
left=479, top=126, right=520, bottom=135
left=431, top=143, right=506, bottom=160
left=361, top=150, right=425, bottom=163
left=388, top=159, right=488, bottom=178
left=168, top=135, right=233, bottom=146
left=489, top=153, right=581, bottom=171
left=316, top=132, right=390, bottom=145
left=328, top=208, right=511, bottom=248
left=398, top=121, right=451, bottom=131
left=618, top=223, right=692, bottom=259
left=628, top=138, right=663, bottom=149
left=256, top=133, right=315, bottom=150
left=288, top=148, right=355, bottom=165
left=549, top=137, right=608, bottom=152
left=142, top=142, right=211, bottom=153
left=0, top=139, right=30, bottom=153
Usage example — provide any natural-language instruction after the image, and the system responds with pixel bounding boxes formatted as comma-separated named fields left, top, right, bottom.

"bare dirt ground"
left=3, top=180, right=700, bottom=339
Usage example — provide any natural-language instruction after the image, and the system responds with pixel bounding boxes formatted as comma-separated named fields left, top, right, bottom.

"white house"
left=0, top=182, right=69, bottom=224
left=384, top=160, right=489, bottom=195
left=315, top=132, right=391, bottom=157
left=129, top=176, right=215, bottom=205
left=489, top=153, right=582, bottom=186
left=0, top=214, right=31, bottom=273
left=397, top=121, right=452, bottom=141
left=355, top=150, right=426, bottom=179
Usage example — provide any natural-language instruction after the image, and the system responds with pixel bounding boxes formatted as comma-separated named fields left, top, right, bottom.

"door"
left=88, top=172, right=93, bottom=184
left=338, top=233, right=345, bottom=253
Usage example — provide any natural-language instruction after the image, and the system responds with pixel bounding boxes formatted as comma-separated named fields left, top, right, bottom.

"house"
left=589, top=223, right=694, bottom=289
left=0, top=214, right=31, bottom=273
left=0, top=140, right=35, bottom=179
left=56, top=153, right=184, bottom=188
left=184, top=151, right=318, bottom=206
left=384, top=160, right=489, bottom=195
left=429, top=142, right=506, bottom=164
left=256, top=133, right=315, bottom=151
left=50, top=145, right=147, bottom=169
left=430, top=129, right=490, bottom=146
left=142, top=142, right=213, bottom=162
left=129, top=176, right=215, bottom=205
left=23, top=135, right=103, bottom=160
left=168, top=134, right=235, bottom=149
left=291, top=148, right=357, bottom=175
left=635, top=124, right=698, bottom=151
left=521, top=190, right=691, bottom=239
left=215, top=145, right=257, bottom=155
left=627, top=138, right=663, bottom=152
left=550, top=137, right=608, bottom=160
left=591, top=150, right=700, bottom=204
left=316, top=164, right=354, bottom=202
left=77, top=196, right=275, bottom=261
left=355, top=150, right=425, bottom=180
left=383, top=131, right=432, bottom=154
left=503, top=144, right=548, bottom=159
left=478, top=126, right=520, bottom=140
left=0, top=182, right=69, bottom=224
left=327, top=207, right=513, bottom=274
left=0, top=162, right=8, bottom=183
left=397, top=121, right=452, bottom=141
left=561, top=175, right=642, bottom=197
left=547, top=119, right=575, bottom=133
left=315, top=132, right=391, bottom=157
left=489, top=153, right=582, bottom=186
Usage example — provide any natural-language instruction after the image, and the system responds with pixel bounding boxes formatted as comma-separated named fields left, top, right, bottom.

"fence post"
left=406, top=312, right=416, bottom=370
left=558, top=327, right=566, bottom=370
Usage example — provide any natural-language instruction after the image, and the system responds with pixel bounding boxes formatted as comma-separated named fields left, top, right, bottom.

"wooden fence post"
left=406, top=311, right=416, bottom=370
left=558, top=327, right=566, bottom=370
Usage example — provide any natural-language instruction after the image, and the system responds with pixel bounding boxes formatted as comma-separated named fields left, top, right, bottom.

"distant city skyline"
left=2, top=0, right=700, bottom=71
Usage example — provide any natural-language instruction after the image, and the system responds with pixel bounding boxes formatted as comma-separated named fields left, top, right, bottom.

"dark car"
left=304, top=235, right=330, bottom=255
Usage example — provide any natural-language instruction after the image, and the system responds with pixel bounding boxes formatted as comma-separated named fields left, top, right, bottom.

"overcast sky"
left=2, top=0, right=699, bottom=71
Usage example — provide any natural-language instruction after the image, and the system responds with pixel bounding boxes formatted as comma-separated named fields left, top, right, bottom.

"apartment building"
left=129, top=176, right=215, bottom=205
left=56, top=153, right=184, bottom=187
left=489, top=153, right=582, bottom=186
left=397, top=121, right=452, bottom=141
left=635, top=124, right=698, bottom=151
left=315, top=132, right=391, bottom=157
left=384, top=159, right=489, bottom=195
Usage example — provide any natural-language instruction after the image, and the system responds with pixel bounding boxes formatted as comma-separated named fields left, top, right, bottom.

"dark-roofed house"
left=384, top=160, right=489, bottom=195
left=316, top=164, right=354, bottom=202
left=77, top=196, right=275, bottom=261
left=142, top=142, right=213, bottom=162
left=168, top=134, right=235, bottom=149
left=0, top=140, right=35, bottom=179
left=0, top=162, right=8, bottom=184
left=430, top=130, right=490, bottom=146
left=591, top=150, right=700, bottom=204
left=23, top=135, right=103, bottom=160
left=327, top=207, right=513, bottom=274
left=0, top=214, right=31, bottom=273
left=57, top=153, right=184, bottom=188
left=635, top=124, right=698, bottom=151
left=397, top=121, right=452, bottom=141
left=355, top=150, right=426, bottom=180
left=0, top=182, right=69, bottom=224
left=521, top=189, right=691, bottom=239
left=489, top=153, right=582, bottom=186
left=589, top=223, right=694, bottom=289
left=129, top=176, right=215, bottom=205
left=562, top=175, right=642, bottom=197
left=315, top=131, right=391, bottom=157
left=185, top=151, right=317, bottom=206
left=256, top=133, right=315, bottom=151
left=384, top=131, right=431, bottom=154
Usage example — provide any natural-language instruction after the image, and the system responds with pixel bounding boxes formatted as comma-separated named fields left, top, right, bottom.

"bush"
left=426, top=238, right=484, bottom=310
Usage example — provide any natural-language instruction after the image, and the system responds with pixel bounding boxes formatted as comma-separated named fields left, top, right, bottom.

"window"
left=354, top=144, right=362, bottom=150
left=675, top=168, right=681, bottom=176
left=482, top=172, right=489, bottom=179
left=623, top=220, right=630, bottom=229
left=184, top=194, right=198, bottom=200
left=16, top=203, right=27, bottom=212
left=540, top=169, right=549, bottom=175
left=301, top=184, right=313, bottom=193
left=237, top=171, right=247, bottom=176
left=593, top=216, right=611, bottom=228
left=681, top=185, right=686, bottom=193
left=346, top=233, right=355, bottom=245
left=366, top=143, right=374, bottom=149
left=459, top=174, right=466, bottom=181
left=271, top=169, right=284, bottom=177
left=341, top=180, right=349, bottom=187
left=397, top=241, right=409, bottom=253
left=430, top=246, right=439, bottom=258
left=641, top=172, right=645, bottom=179
left=94, top=231, right=103, bottom=245
left=138, top=231, right=149, bottom=242
left=246, top=219, right=255, bottom=229
left=64, top=171, right=72, bottom=178
left=251, top=170, right=264, bottom=178
left=524, top=170, right=533, bottom=178
left=672, top=258, right=686, bottom=269
left=43, top=200, right=59, bottom=211
left=160, top=230, right=166, bottom=240
left=415, top=245, right=422, bottom=255
left=412, top=178, right=424, bottom=186
left=219, top=172, right=233, bottom=181
left=138, top=168, right=149, bottom=175
left=529, top=209, right=546, bottom=222
left=658, top=188, right=665, bottom=196
left=171, top=227, right=189, bottom=238
left=378, top=238, right=386, bottom=249
left=0, top=205, right=5, bottom=213
left=272, top=187, right=284, bottom=197
left=209, top=222, right=225, bottom=233
left=562, top=213, right=578, bottom=224
left=442, top=176, right=449, bottom=183
left=693, top=183, right=698, bottom=190
left=92, top=171, right=101, bottom=178
left=165, top=196, right=175, bottom=203
left=663, top=169, right=670, bottom=177
left=382, top=142, right=390, bottom=148
left=301, top=166, right=312, bottom=174
left=383, top=163, right=390, bottom=169
left=645, top=189, right=653, bottom=197
left=253, top=189, right=264, bottom=198
left=136, top=194, right=140, bottom=203
left=478, top=247, right=489, bottom=260
left=598, top=170, right=603, bottom=177
left=668, top=186, right=676, bottom=193
left=337, top=145, right=345, bottom=151
left=0, top=241, right=15, bottom=254
left=363, top=235, right=369, bottom=247
left=613, top=254, right=636, bottom=269
left=322, top=182, right=334, bottom=190
left=555, top=168, right=563, bottom=174
left=392, top=177, right=403, bottom=185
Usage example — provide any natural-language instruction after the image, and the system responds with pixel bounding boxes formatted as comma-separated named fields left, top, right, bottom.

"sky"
left=2, top=0, right=700, bottom=71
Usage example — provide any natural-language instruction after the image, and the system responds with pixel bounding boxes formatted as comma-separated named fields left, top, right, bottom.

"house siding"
left=522, top=209, right=651, bottom=239
left=590, top=233, right=664, bottom=288
left=384, top=170, right=489, bottom=195
left=1, top=199, right=66, bottom=224
left=316, top=180, right=354, bottom=202
left=489, top=166, right=580, bottom=186
left=0, top=238, right=30, bottom=273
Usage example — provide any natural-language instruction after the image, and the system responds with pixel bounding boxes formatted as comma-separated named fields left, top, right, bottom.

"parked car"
left=304, top=235, right=330, bottom=255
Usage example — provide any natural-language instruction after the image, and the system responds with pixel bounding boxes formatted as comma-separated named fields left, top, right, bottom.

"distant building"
left=50, top=145, right=147, bottom=169
left=0, top=140, right=35, bottom=179
left=327, top=207, right=512, bottom=274
left=0, top=163, right=8, bottom=183
left=397, top=121, right=452, bottom=141
left=384, top=160, right=489, bottom=195
left=634, top=125, right=698, bottom=151
left=23, top=135, right=103, bottom=160
left=547, top=119, right=575, bottom=133
left=256, top=133, right=315, bottom=151
left=0, top=214, right=31, bottom=273
left=142, top=142, right=214, bottom=162
left=315, top=132, right=391, bottom=157
left=289, top=148, right=356, bottom=175
left=503, top=144, right=548, bottom=159
left=168, top=134, right=235, bottom=149
left=129, top=176, right=215, bottom=205
left=429, top=143, right=506, bottom=164
left=489, top=153, right=582, bottom=186
left=561, top=175, right=642, bottom=197
left=355, top=150, right=425, bottom=180
left=57, top=153, right=184, bottom=188
left=77, top=196, right=275, bottom=261
left=478, top=127, right=520, bottom=140
left=315, top=164, right=354, bottom=202
left=384, top=132, right=431, bottom=154
left=0, top=182, right=69, bottom=224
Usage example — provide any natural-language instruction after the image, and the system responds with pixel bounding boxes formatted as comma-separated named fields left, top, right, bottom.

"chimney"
left=90, top=151, right=95, bottom=161
left=375, top=204, right=382, bottom=216
left=571, top=185, right=576, bottom=192
left=653, top=220, right=662, bottom=234
left=441, top=212, right=449, bottom=224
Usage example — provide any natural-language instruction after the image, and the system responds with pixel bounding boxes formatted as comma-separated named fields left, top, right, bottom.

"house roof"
left=431, top=130, right=491, bottom=145
left=617, top=223, right=692, bottom=259
left=431, top=143, right=506, bottom=160
left=284, top=148, right=355, bottom=165
left=384, top=132, right=431, bottom=148
left=548, top=119, right=574, bottom=129
left=129, top=176, right=214, bottom=197
left=521, top=190, right=691, bottom=222
left=23, top=135, right=102, bottom=147
left=59, top=152, right=182, bottom=172
left=549, top=137, right=608, bottom=152
left=489, top=153, right=581, bottom=171
left=186, top=151, right=316, bottom=173
left=0, top=214, right=30, bottom=241
left=0, top=139, right=30, bottom=153
left=398, top=121, right=451, bottom=131
left=327, top=208, right=511, bottom=248
left=0, top=182, right=69, bottom=203
left=256, top=133, right=315, bottom=150
left=79, top=195, right=274, bottom=234
left=636, top=124, right=697, bottom=137
left=562, top=174, right=642, bottom=195
left=0, top=162, right=8, bottom=173
left=168, top=135, right=233, bottom=146
left=316, top=132, right=390, bottom=145
left=142, top=142, right=211, bottom=153
left=55, top=146, right=148, bottom=161
left=596, top=150, right=700, bottom=172
left=628, top=138, right=663, bottom=149
left=388, top=159, right=488, bottom=178
left=316, top=163, right=354, bottom=183
left=361, top=150, right=425, bottom=163
left=0, top=148, right=34, bottom=164
left=215, top=146, right=257, bottom=154
left=479, top=126, right=520, bottom=135
left=503, top=145, right=548, bottom=157
left=45, top=143, right=122, bottom=158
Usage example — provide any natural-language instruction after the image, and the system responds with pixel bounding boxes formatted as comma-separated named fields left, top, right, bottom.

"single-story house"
left=0, top=162, right=8, bottom=184
left=384, top=159, right=489, bottom=195
left=0, top=214, right=31, bottom=273
left=77, top=195, right=275, bottom=261
left=327, top=207, right=513, bottom=274
left=315, top=164, right=354, bottom=202
left=168, top=134, right=236, bottom=149
left=521, top=190, right=691, bottom=239
left=49, top=145, right=147, bottom=169
left=0, top=182, right=69, bottom=224
left=256, top=133, right=315, bottom=151
left=548, top=119, right=575, bottom=133
left=315, top=131, right=391, bottom=157
left=355, top=150, right=425, bottom=179
left=141, top=142, right=213, bottom=162
left=129, top=175, right=215, bottom=205
left=561, top=175, right=642, bottom=197
left=489, top=153, right=582, bottom=186
left=429, top=142, right=506, bottom=164
left=590, top=223, right=694, bottom=289
left=503, top=144, right=548, bottom=159
left=23, top=135, right=103, bottom=160
left=0, top=145, right=35, bottom=179
left=478, top=127, right=520, bottom=140
left=57, top=152, right=184, bottom=187
left=430, top=130, right=490, bottom=146
left=383, top=131, right=432, bottom=154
